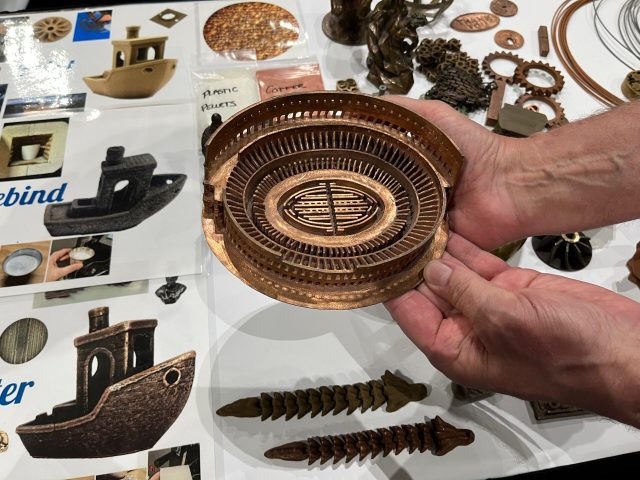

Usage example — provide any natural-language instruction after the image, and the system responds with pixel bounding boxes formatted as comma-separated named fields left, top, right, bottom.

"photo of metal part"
left=264, top=416, right=474, bottom=464
left=514, top=60, right=565, bottom=96
left=336, top=78, right=361, bottom=92
left=514, top=93, right=567, bottom=129
left=202, top=92, right=463, bottom=309
left=494, top=29, right=524, bottom=49
left=322, top=0, right=372, bottom=46
left=482, top=51, right=524, bottom=83
left=490, top=0, right=518, bottom=17
left=532, top=233, right=592, bottom=272
left=450, top=12, right=500, bottom=32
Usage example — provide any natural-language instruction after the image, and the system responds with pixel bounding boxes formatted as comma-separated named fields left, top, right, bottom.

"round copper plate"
left=202, top=2, right=300, bottom=60
left=202, top=92, right=463, bottom=309
left=494, top=29, right=524, bottom=50
left=450, top=12, right=500, bottom=32
left=490, top=0, right=518, bottom=17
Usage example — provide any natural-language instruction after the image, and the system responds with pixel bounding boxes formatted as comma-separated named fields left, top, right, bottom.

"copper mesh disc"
left=203, top=92, right=463, bottom=309
left=203, top=2, right=300, bottom=61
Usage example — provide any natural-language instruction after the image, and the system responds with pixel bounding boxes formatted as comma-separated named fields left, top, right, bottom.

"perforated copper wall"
left=203, top=92, right=463, bottom=309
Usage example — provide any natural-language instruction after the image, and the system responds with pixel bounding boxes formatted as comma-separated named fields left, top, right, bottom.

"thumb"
left=424, top=259, right=521, bottom=326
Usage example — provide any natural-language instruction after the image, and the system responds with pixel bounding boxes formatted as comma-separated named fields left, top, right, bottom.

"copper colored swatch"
left=257, top=64, right=324, bottom=100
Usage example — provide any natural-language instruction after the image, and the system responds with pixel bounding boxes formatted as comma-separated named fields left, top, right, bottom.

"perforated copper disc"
left=203, top=92, right=462, bottom=309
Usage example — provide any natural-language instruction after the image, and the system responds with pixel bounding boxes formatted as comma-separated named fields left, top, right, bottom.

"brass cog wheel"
left=33, top=17, right=72, bottom=42
left=514, top=60, right=565, bottom=96
left=482, top=51, right=524, bottom=84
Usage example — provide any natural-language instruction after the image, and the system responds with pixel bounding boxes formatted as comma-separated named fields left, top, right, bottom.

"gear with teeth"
left=482, top=51, right=524, bottom=84
left=514, top=60, right=565, bottom=96
left=514, top=93, right=568, bottom=129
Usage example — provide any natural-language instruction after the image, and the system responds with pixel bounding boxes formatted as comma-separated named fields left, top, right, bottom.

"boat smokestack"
left=89, top=307, right=110, bottom=332
left=105, top=146, right=125, bottom=165
left=126, top=26, right=140, bottom=39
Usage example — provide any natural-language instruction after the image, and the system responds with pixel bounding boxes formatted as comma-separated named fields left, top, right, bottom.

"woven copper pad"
left=203, top=92, right=463, bottom=309
left=203, top=2, right=300, bottom=60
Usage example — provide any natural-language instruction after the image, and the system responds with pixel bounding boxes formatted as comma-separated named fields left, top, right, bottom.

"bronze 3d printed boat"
left=44, top=146, right=185, bottom=236
left=83, top=25, right=177, bottom=99
left=16, top=307, right=195, bottom=458
left=202, top=91, right=463, bottom=309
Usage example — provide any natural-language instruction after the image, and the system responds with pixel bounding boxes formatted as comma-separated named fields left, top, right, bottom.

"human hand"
left=45, top=248, right=83, bottom=282
left=385, top=232, right=640, bottom=427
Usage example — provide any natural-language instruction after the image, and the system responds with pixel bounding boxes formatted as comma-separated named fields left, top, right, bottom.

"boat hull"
left=16, top=351, right=195, bottom=458
left=43, top=174, right=186, bottom=236
left=83, top=59, right=177, bottom=99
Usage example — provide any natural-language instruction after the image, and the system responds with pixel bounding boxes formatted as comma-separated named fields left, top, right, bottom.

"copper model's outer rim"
left=203, top=91, right=462, bottom=309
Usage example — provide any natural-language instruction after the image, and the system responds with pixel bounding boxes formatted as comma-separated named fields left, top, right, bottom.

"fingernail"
left=425, top=261, right=452, bottom=287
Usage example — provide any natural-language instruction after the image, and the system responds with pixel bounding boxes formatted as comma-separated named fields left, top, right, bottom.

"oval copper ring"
left=202, top=92, right=463, bottom=309
left=494, top=30, right=524, bottom=49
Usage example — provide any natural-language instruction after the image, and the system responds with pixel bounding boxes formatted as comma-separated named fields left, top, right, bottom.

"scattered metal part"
left=150, top=8, right=187, bottom=28
left=451, top=383, right=494, bottom=403
left=494, top=104, right=547, bottom=137
left=366, top=0, right=418, bottom=94
left=538, top=25, right=550, bottom=56
left=482, top=50, right=524, bottom=83
left=627, top=242, right=640, bottom=287
left=405, top=0, right=454, bottom=28
left=0, top=318, right=48, bottom=364
left=32, top=16, right=72, bottom=42
left=532, top=233, right=592, bottom=272
left=621, top=70, right=640, bottom=98
left=264, top=416, right=474, bottom=464
left=531, top=401, right=590, bottom=421
left=375, top=84, right=388, bottom=96
left=0, top=431, right=7, bottom=453
left=336, top=78, right=360, bottom=92
left=201, top=113, right=223, bottom=155
left=491, top=238, right=526, bottom=260
left=450, top=12, right=500, bottom=32
left=515, top=93, right=567, bottom=129
left=514, top=60, right=565, bottom=96
left=494, top=29, right=524, bottom=50
left=485, top=79, right=506, bottom=126
left=424, top=64, right=493, bottom=113
left=202, top=92, right=463, bottom=309
left=490, top=0, right=518, bottom=17
left=217, top=371, right=428, bottom=420
left=414, top=37, right=479, bottom=82
left=155, top=277, right=187, bottom=304
left=322, top=0, right=372, bottom=46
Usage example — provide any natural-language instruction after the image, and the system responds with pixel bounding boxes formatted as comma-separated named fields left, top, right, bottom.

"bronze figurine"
left=217, top=371, right=428, bottom=420
left=264, top=416, right=474, bottom=464
left=202, top=92, right=463, bottom=309
left=366, top=0, right=418, bottom=94
left=323, top=0, right=373, bottom=46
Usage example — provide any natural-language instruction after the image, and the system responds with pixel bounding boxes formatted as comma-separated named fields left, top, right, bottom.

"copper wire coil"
left=202, top=92, right=462, bottom=309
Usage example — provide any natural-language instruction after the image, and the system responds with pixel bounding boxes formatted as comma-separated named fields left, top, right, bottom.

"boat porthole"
left=143, top=67, right=154, bottom=73
left=164, top=367, right=181, bottom=386
left=0, top=318, right=48, bottom=364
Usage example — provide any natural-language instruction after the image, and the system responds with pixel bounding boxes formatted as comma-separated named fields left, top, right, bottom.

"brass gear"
left=33, top=17, right=72, bottom=42
left=514, top=60, right=565, bottom=96
left=482, top=51, right=524, bottom=84
left=514, top=93, right=568, bottom=129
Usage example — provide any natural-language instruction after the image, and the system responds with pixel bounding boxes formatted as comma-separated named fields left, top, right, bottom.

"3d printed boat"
left=43, top=146, right=185, bottom=236
left=83, top=25, right=177, bottom=99
left=16, top=307, right=195, bottom=458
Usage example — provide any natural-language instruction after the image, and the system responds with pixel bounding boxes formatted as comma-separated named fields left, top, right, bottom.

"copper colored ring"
left=515, top=93, right=567, bottom=129
left=490, top=0, right=518, bottom=17
left=494, top=29, right=524, bottom=50
left=482, top=51, right=524, bottom=84
left=202, top=92, right=463, bottom=309
left=514, top=60, right=565, bottom=96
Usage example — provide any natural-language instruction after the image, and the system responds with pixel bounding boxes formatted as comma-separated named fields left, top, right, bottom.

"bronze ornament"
left=264, top=416, right=474, bottom=464
left=490, top=0, right=518, bottom=17
left=494, top=29, right=524, bottom=50
left=322, top=0, right=373, bottom=46
left=450, top=12, right=500, bottom=32
left=202, top=92, right=462, bottom=309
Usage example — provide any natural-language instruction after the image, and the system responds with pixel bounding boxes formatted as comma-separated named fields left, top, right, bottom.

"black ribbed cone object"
left=531, top=232, right=592, bottom=271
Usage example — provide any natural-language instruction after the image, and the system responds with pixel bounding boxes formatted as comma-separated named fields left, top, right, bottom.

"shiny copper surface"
left=494, top=29, right=524, bottom=50
left=202, top=92, right=462, bottom=309
left=490, top=0, right=518, bottom=17
left=450, top=12, right=500, bottom=32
